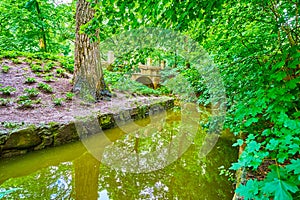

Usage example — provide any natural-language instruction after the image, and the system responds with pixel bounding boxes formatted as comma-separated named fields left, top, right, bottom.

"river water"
left=0, top=109, right=237, bottom=199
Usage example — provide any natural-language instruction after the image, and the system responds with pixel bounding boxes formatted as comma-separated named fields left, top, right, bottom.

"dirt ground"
left=0, top=58, right=170, bottom=131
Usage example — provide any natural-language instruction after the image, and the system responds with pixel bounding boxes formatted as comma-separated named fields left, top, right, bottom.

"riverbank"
left=0, top=56, right=174, bottom=158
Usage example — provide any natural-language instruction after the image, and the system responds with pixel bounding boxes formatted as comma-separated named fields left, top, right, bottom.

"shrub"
left=44, top=61, right=55, bottom=72
left=2, top=121, right=24, bottom=129
left=0, top=86, right=16, bottom=95
left=43, top=75, right=54, bottom=82
left=30, top=64, right=43, bottom=72
left=1, top=65, right=10, bottom=73
left=66, top=92, right=75, bottom=100
left=37, top=83, right=53, bottom=93
left=24, top=88, right=39, bottom=98
left=0, top=98, right=10, bottom=106
left=53, top=97, right=64, bottom=106
left=56, top=68, right=66, bottom=77
left=25, top=77, right=37, bottom=84
left=11, top=58, right=22, bottom=64
left=17, top=99, right=34, bottom=108
left=16, top=95, right=40, bottom=108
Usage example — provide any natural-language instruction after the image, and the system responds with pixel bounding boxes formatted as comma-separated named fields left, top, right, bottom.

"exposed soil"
left=0, top=57, right=171, bottom=132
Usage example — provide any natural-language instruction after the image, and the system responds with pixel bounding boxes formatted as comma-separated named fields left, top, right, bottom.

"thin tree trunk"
left=35, top=0, right=47, bottom=52
left=73, top=0, right=106, bottom=101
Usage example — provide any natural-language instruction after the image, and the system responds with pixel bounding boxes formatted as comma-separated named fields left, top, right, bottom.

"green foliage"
left=1, top=65, right=11, bottom=73
left=235, top=179, right=262, bottom=200
left=103, top=70, right=123, bottom=85
left=30, top=63, right=43, bottom=72
left=56, top=68, right=66, bottom=77
left=25, top=77, right=37, bottom=84
left=37, top=83, right=53, bottom=93
left=104, top=70, right=161, bottom=96
left=52, top=97, right=64, bottom=106
left=199, top=0, right=300, bottom=199
left=0, top=98, right=10, bottom=106
left=16, top=95, right=40, bottom=109
left=44, top=61, right=54, bottom=72
left=59, top=58, right=74, bottom=73
left=0, top=51, right=73, bottom=65
left=286, top=159, right=300, bottom=175
left=17, top=99, right=34, bottom=108
left=156, top=85, right=170, bottom=95
left=1, top=122, right=24, bottom=129
left=0, top=0, right=75, bottom=54
left=0, top=0, right=298, bottom=199
left=24, top=88, right=39, bottom=98
left=97, top=0, right=298, bottom=198
left=65, top=92, right=74, bottom=100
left=218, top=166, right=235, bottom=182
left=43, top=75, right=54, bottom=82
left=11, top=58, right=22, bottom=64
left=0, top=86, right=16, bottom=95
left=236, top=164, right=300, bottom=200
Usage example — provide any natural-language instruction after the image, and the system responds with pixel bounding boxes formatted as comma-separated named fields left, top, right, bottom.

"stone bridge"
left=103, top=52, right=165, bottom=89
left=131, top=58, right=165, bottom=89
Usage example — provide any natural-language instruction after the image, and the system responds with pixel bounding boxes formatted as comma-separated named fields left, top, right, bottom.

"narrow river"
left=0, top=109, right=237, bottom=199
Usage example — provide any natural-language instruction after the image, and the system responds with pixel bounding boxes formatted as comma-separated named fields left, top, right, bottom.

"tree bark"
left=73, top=0, right=106, bottom=101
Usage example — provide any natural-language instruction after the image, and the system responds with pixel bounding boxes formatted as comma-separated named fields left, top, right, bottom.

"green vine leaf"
left=286, top=159, right=300, bottom=174
left=262, top=178, right=298, bottom=200
left=233, top=139, right=244, bottom=147
left=236, top=179, right=260, bottom=200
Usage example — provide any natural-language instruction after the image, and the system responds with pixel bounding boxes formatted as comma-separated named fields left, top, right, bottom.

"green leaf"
left=244, top=117, right=259, bottom=127
left=233, top=139, right=244, bottom=147
left=246, top=141, right=261, bottom=152
left=284, top=119, right=300, bottom=130
left=262, top=178, right=298, bottom=200
left=236, top=179, right=260, bottom=200
left=266, top=138, right=278, bottom=151
left=272, top=71, right=287, bottom=81
left=288, top=59, right=300, bottom=69
left=273, top=61, right=285, bottom=69
left=286, top=159, right=300, bottom=174
left=230, top=162, right=243, bottom=170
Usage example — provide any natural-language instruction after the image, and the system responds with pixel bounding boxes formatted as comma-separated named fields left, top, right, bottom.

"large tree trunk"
left=73, top=0, right=106, bottom=101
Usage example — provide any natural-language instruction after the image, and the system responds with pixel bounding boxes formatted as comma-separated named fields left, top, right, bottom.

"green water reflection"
left=0, top=110, right=237, bottom=199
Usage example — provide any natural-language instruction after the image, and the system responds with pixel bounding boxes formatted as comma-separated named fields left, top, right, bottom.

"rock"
left=54, top=122, right=79, bottom=146
left=113, top=110, right=132, bottom=126
left=1, top=149, right=27, bottom=158
left=3, top=126, right=41, bottom=150
left=34, top=135, right=53, bottom=150
left=35, top=128, right=54, bottom=150
left=0, top=133, right=8, bottom=145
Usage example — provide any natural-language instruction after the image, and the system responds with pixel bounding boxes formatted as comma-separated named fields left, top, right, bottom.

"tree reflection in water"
left=74, top=152, right=100, bottom=200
